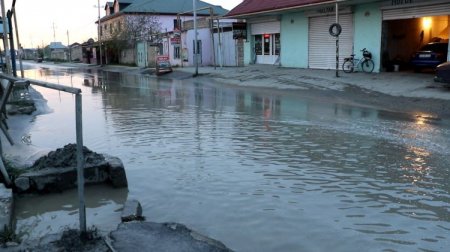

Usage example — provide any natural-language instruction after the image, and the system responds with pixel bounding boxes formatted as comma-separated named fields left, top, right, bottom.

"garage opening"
left=381, top=15, right=450, bottom=72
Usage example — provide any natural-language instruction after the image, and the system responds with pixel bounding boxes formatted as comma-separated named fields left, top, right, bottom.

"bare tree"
left=123, top=15, right=162, bottom=43
left=106, top=14, right=162, bottom=63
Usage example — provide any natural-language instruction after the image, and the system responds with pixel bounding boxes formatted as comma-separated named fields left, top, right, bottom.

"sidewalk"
left=27, top=61, right=450, bottom=101
left=172, top=65, right=450, bottom=101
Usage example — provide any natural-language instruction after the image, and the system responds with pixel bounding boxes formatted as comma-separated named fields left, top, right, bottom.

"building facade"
left=98, top=0, right=229, bottom=67
left=226, top=0, right=450, bottom=72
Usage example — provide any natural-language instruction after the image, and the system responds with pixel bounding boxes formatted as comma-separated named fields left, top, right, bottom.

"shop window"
left=263, top=34, right=270, bottom=55
left=274, top=34, right=280, bottom=55
left=254, top=35, right=262, bottom=55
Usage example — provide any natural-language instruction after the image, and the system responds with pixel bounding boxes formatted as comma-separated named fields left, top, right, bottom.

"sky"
left=2, top=0, right=243, bottom=49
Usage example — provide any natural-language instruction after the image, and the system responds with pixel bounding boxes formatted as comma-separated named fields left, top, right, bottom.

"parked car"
left=434, top=62, right=450, bottom=84
left=410, top=42, right=448, bottom=71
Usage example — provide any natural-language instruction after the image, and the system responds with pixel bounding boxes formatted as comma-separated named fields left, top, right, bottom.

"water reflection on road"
left=14, top=64, right=450, bottom=252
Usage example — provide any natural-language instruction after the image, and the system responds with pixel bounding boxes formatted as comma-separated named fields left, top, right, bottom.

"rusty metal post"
left=335, top=1, right=340, bottom=78
left=75, top=93, right=86, bottom=233
left=193, top=0, right=198, bottom=76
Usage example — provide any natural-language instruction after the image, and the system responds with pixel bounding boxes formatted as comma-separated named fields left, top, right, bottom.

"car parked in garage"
left=434, top=62, right=450, bottom=84
left=410, top=42, right=448, bottom=71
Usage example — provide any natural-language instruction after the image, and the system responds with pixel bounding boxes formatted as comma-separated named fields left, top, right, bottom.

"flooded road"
left=14, top=63, right=450, bottom=251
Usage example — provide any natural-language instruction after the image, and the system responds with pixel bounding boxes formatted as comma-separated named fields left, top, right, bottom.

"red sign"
left=156, top=55, right=172, bottom=75
left=170, top=37, right=181, bottom=45
left=156, top=56, right=170, bottom=62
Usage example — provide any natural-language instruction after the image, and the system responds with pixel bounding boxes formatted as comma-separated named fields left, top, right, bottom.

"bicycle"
left=342, top=48, right=375, bottom=73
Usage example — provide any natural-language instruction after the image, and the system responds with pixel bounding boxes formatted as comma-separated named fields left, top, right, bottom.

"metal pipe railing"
left=0, top=73, right=86, bottom=233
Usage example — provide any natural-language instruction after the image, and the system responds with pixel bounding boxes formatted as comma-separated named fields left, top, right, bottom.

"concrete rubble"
left=13, top=144, right=128, bottom=194
left=1, top=199, right=234, bottom=252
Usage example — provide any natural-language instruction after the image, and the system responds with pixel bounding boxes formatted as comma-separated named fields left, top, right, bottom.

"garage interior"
left=381, top=15, right=449, bottom=72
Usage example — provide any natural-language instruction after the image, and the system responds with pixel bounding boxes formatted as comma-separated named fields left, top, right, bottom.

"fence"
left=0, top=73, right=87, bottom=233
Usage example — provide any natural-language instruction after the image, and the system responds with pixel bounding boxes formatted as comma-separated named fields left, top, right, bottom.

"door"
left=193, top=40, right=202, bottom=65
left=136, top=42, right=147, bottom=67
left=308, top=14, right=353, bottom=69
left=254, top=33, right=280, bottom=64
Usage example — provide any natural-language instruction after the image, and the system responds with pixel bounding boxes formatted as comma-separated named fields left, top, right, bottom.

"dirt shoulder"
left=183, top=65, right=450, bottom=120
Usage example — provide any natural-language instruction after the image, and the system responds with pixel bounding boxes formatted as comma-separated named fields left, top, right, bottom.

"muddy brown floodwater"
left=10, top=64, right=450, bottom=252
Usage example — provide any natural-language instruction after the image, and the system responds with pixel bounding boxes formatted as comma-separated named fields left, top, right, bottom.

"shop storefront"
left=380, top=0, right=450, bottom=70
left=250, top=20, right=281, bottom=65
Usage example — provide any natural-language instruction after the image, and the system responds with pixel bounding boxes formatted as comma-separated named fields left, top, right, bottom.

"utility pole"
left=335, top=1, right=339, bottom=78
left=11, top=0, right=24, bottom=77
left=67, top=30, right=71, bottom=62
left=52, top=22, right=57, bottom=42
left=97, top=0, right=103, bottom=66
left=6, top=10, right=16, bottom=76
left=1, top=0, right=12, bottom=74
left=193, top=0, right=198, bottom=76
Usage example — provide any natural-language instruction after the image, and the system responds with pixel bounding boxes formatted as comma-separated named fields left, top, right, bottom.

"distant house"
left=82, top=38, right=97, bottom=64
left=21, top=48, right=37, bottom=60
left=70, top=43, right=82, bottom=62
left=97, top=0, right=230, bottom=67
left=49, top=42, right=68, bottom=61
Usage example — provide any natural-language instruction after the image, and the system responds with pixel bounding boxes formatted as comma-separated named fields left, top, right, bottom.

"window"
left=174, top=46, right=180, bottom=59
left=274, top=34, right=280, bottom=55
left=173, top=19, right=181, bottom=30
left=254, top=35, right=262, bottom=55
left=263, top=34, right=270, bottom=55
left=118, top=21, right=121, bottom=32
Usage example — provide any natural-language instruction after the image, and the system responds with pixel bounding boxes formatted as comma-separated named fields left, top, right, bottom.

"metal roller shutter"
left=251, top=21, right=280, bottom=35
left=308, top=14, right=353, bottom=70
left=382, top=3, right=450, bottom=20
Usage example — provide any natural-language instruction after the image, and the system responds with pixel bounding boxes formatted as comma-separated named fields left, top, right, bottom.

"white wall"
left=213, top=31, right=237, bottom=66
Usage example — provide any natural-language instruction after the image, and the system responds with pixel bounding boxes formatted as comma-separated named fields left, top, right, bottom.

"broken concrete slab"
left=121, top=199, right=143, bottom=222
left=110, top=221, right=233, bottom=252
left=13, top=144, right=128, bottom=194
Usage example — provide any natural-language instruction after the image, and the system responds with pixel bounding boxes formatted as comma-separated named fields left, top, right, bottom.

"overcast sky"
left=2, top=0, right=243, bottom=48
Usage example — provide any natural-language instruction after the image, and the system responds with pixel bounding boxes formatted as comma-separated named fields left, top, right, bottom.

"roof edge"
left=225, top=0, right=338, bottom=19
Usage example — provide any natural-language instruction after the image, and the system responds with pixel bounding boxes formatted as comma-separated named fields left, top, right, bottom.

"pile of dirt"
left=30, top=144, right=105, bottom=170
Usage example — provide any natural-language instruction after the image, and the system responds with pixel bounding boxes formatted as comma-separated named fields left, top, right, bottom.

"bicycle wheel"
left=342, top=60, right=354, bottom=73
left=361, top=59, right=374, bottom=73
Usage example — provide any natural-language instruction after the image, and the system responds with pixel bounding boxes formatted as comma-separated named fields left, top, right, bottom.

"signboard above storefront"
left=170, top=37, right=181, bottom=45
left=232, top=22, right=247, bottom=40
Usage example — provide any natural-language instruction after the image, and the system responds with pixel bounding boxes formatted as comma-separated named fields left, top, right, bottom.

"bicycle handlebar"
left=360, top=48, right=367, bottom=51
